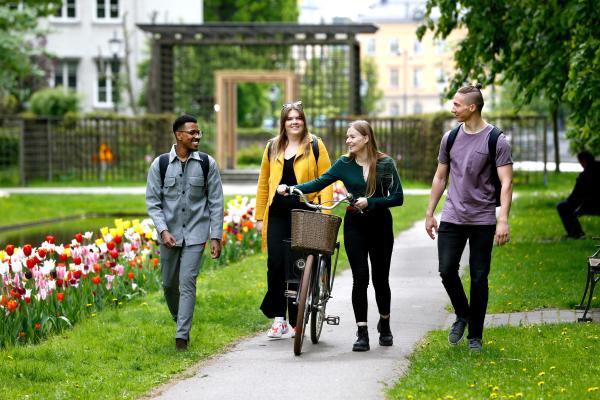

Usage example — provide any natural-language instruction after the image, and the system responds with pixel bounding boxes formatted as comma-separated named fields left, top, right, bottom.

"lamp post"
left=108, top=31, right=122, bottom=113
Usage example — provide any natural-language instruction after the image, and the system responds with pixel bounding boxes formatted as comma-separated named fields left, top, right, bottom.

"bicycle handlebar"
left=288, top=186, right=362, bottom=213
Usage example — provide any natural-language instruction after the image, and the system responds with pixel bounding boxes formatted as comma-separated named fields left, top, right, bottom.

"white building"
left=39, top=0, right=203, bottom=114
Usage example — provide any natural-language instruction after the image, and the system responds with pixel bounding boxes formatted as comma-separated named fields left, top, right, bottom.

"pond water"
left=0, top=215, right=148, bottom=247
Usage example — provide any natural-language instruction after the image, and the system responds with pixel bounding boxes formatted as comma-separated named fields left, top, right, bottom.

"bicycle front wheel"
left=310, top=255, right=330, bottom=344
left=294, top=254, right=314, bottom=356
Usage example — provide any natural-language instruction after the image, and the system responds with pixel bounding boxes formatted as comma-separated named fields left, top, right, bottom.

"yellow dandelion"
left=560, top=388, right=567, bottom=393
left=538, top=371, right=545, bottom=377
left=86, top=303, right=92, bottom=307
left=500, top=347, right=505, bottom=352
left=490, top=394, right=498, bottom=399
left=549, top=366, right=556, bottom=370
left=92, top=313, right=97, bottom=317
left=489, top=361, right=496, bottom=365
left=469, top=383, right=476, bottom=388
left=588, top=387, right=599, bottom=392
left=7, top=355, right=13, bottom=360
left=406, top=396, right=414, bottom=400
left=443, top=395, right=455, bottom=400
left=140, top=302, right=148, bottom=307
left=522, top=368, right=527, bottom=372
left=538, top=381, right=544, bottom=387
left=515, top=393, right=523, bottom=398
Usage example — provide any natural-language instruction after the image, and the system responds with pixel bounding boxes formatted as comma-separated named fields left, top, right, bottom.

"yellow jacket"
left=255, top=135, right=333, bottom=251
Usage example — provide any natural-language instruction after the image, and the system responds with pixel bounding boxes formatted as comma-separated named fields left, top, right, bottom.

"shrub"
left=29, top=87, right=79, bottom=117
left=237, top=145, right=264, bottom=166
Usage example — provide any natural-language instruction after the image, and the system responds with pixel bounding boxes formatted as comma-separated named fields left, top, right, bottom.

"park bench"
left=576, top=237, right=600, bottom=322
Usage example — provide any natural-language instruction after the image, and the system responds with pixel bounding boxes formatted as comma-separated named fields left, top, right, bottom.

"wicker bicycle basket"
left=290, top=209, right=342, bottom=255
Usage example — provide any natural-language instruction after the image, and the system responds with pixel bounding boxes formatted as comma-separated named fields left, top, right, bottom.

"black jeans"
left=344, top=209, right=394, bottom=323
left=557, top=200, right=584, bottom=237
left=437, top=222, right=496, bottom=339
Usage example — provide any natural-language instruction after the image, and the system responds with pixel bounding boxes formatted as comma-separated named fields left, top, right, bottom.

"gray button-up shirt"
left=146, top=145, right=224, bottom=246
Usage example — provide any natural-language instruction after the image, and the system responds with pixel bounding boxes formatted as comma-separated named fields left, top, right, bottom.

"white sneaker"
left=290, top=327, right=296, bottom=338
left=267, top=319, right=289, bottom=338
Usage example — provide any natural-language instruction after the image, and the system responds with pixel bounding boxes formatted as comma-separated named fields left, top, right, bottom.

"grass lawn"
left=0, top=192, right=431, bottom=399
left=389, top=174, right=600, bottom=399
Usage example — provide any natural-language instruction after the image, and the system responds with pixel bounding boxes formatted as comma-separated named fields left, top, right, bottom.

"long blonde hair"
left=347, top=120, right=384, bottom=197
left=269, top=102, right=310, bottom=160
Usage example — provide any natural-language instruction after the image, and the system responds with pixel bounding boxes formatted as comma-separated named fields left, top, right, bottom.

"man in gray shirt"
left=146, top=114, right=224, bottom=351
left=425, top=84, right=513, bottom=352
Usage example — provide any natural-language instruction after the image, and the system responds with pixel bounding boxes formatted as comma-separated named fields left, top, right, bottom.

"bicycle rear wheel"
left=294, top=254, right=314, bottom=356
left=310, top=256, right=330, bottom=344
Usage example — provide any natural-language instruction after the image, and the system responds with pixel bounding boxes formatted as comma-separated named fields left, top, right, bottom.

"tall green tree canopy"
left=204, top=0, right=298, bottom=22
left=417, top=0, right=600, bottom=154
left=0, top=1, right=61, bottom=100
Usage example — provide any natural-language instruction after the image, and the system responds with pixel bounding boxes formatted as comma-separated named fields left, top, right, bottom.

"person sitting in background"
left=557, top=151, right=600, bottom=239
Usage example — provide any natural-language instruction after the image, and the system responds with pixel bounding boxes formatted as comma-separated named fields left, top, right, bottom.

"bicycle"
left=284, top=186, right=358, bottom=356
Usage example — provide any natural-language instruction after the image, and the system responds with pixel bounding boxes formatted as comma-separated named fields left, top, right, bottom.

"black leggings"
left=344, top=209, right=394, bottom=323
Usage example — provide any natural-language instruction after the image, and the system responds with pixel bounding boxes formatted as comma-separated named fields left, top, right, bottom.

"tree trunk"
left=552, top=105, right=560, bottom=172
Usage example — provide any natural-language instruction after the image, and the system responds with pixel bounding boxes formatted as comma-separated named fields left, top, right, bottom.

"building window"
left=413, top=68, right=422, bottom=88
left=413, top=40, right=423, bottom=54
left=390, top=68, right=399, bottom=88
left=366, top=38, right=376, bottom=56
left=54, top=0, right=76, bottom=19
left=97, top=59, right=120, bottom=105
left=390, top=102, right=399, bottom=116
left=435, top=40, right=445, bottom=55
left=96, top=0, right=119, bottom=20
left=436, top=68, right=446, bottom=83
left=389, top=38, right=399, bottom=56
left=413, top=102, right=423, bottom=114
left=53, top=60, right=78, bottom=90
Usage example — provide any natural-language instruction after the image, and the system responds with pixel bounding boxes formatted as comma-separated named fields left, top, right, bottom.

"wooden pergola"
left=137, top=23, right=378, bottom=114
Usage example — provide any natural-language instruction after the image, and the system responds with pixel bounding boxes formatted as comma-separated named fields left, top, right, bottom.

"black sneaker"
left=352, top=326, right=370, bottom=352
left=468, top=338, right=482, bottom=352
left=377, top=317, right=393, bottom=346
left=448, top=317, right=467, bottom=345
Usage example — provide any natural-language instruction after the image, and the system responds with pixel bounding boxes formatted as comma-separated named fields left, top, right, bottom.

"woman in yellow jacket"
left=255, top=101, right=333, bottom=339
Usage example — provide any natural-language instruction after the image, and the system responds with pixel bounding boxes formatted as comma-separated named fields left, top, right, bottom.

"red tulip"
left=73, top=270, right=82, bottom=279
left=34, top=322, right=41, bottom=330
left=128, top=272, right=135, bottom=280
left=73, top=256, right=82, bottom=265
left=110, top=250, right=119, bottom=259
left=23, top=244, right=32, bottom=256
left=56, top=279, right=63, bottom=287
left=92, top=275, right=101, bottom=285
left=37, top=248, right=47, bottom=258
left=93, top=263, right=101, bottom=273
left=56, top=292, right=65, bottom=302
left=113, top=235, right=122, bottom=244
left=59, top=253, right=68, bottom=262
left=24, top=297, right=31, bottom=304
left=7, top=300, right=18, bottom=312
left=5, top=244, right=14, bottom=256
left=26, top=258, right=36, bottom=269
left=45, top=235, right=55, bottom=244
left=74, top=233, right=83, bottom=243
left=107, top=242, right=116, bottom=251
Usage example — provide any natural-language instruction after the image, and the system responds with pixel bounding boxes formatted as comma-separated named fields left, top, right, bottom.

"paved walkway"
left=148, top=218, right=452, bottom=400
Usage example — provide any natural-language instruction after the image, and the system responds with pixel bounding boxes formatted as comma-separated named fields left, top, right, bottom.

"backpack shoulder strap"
left=445, top=124, right=462, bottom=159
left=198, top=152, right=210, bottom=194
left=310, top=134, right=320, bottom=162
left=488, top=126, right=503, bottom=163
left=159, top=153, right=170, bottom=188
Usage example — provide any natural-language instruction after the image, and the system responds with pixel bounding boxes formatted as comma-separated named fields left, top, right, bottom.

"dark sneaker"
left=448, top=317, right=467, bottom=345
left=352, top=326, right=370, bottom=352
left=175, top=338, right=188, bottom=351
left=468, top=338, right=482, bottom=352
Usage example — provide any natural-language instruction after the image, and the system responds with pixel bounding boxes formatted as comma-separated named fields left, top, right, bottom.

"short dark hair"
left=173, top=114, right=197, bottom=134
left=577, top=150, right=595, bottom=164
left=457, top=83, right=484, bottom=113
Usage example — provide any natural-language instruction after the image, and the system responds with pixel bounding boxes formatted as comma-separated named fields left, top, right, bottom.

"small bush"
left=237, top=145, right=264, bottom=166
left=29, top=87, right=79, bottom=117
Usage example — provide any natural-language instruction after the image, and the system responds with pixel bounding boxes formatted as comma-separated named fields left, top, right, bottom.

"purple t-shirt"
left=438, top=124, right=512, bottom=225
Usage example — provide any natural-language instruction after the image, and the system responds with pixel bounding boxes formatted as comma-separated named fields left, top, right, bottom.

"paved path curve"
left=148, top=218, right=451, bottom=400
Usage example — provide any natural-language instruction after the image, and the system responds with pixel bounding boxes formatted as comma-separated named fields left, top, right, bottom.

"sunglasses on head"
left=282, top=100, right=302, bottom=110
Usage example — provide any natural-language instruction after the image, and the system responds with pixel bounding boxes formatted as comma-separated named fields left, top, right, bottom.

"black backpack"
left=446, top=124, right=503, bottom=206
left=267, top=134, right=319, bottom=162
left=159, top=152, right=209, bottom=194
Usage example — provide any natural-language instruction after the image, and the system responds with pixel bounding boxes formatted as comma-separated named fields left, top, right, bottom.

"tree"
left=417, top=0, right=600, bottom=157
left=361, top=57, right=383, bottom=116
left=204, top=0, right=298, bottom=22
left=0, top=1, right=61, bottom=106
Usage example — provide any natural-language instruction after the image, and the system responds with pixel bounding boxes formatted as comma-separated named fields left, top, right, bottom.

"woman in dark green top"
left=277, top=120, right=403, bottom=352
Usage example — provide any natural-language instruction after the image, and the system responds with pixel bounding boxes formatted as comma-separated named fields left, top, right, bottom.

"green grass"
left=389, top=180, right=600, bottom=399
left=0, top=254, right=269, bottom=399
left=387, top=324, right=600, bottom=400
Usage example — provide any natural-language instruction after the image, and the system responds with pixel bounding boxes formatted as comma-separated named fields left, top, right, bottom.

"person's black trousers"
left=437, top=222, right=496, bottom=339
left=344, top=208, right=394, bottom=323
left=557, top=200, right=584, bottom=238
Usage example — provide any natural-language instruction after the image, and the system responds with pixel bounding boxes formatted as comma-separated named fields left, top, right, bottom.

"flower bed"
left=0, top=196, right=259, bottom=347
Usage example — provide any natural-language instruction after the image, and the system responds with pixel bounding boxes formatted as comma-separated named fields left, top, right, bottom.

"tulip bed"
left=0, top=196, right=260, bottom=347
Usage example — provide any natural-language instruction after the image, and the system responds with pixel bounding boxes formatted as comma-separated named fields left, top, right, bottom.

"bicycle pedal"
left=284, top=290, right=297, bottom=298
left=325, top=315, right=340, bottom=325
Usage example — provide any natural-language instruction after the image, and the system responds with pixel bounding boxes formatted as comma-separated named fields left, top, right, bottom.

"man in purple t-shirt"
left=425, top=84, right=513, bottom=352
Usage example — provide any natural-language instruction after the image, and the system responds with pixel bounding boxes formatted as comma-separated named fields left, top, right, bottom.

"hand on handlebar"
left=276, top=184, right=290, bottom=196
left=353, top=197, right=368, bottom=210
